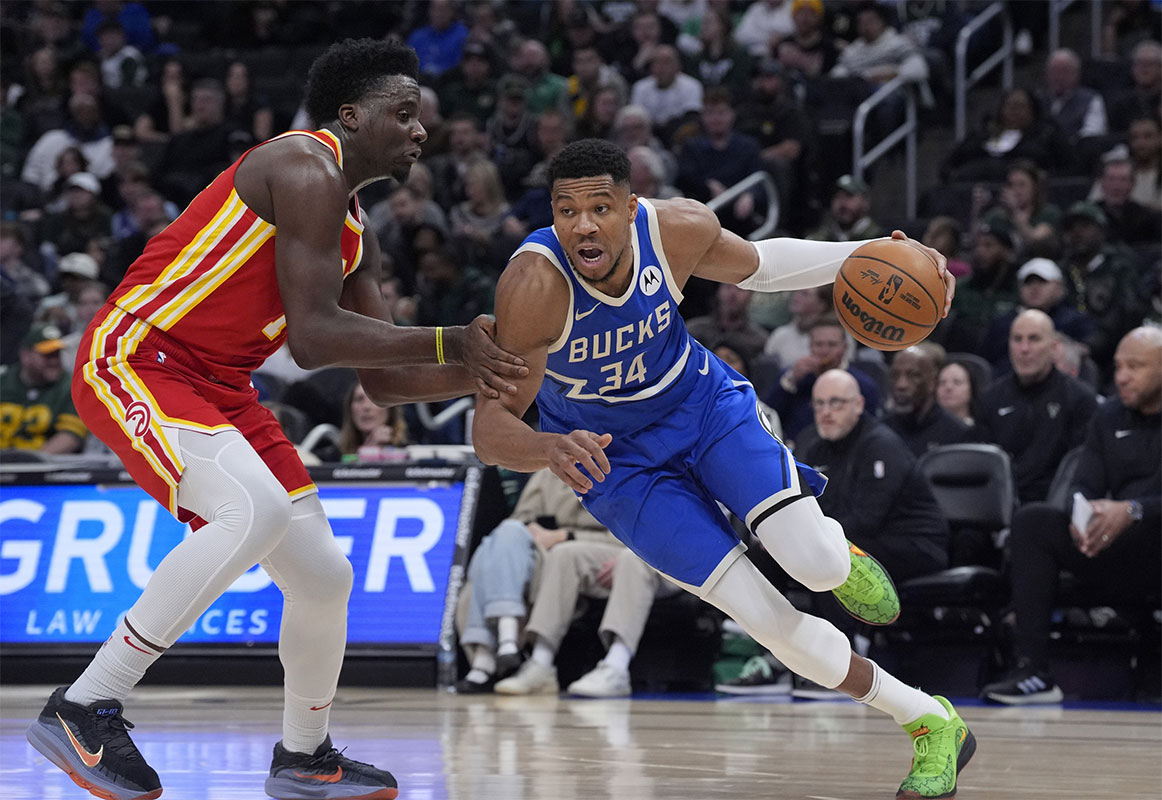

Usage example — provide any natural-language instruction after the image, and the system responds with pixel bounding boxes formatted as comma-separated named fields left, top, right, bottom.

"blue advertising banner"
left=0, top=482, right=464, bottom=646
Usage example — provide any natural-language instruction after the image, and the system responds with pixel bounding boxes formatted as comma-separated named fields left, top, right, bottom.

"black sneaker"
left=455, top=673, right=497, bottom=694
left=980, top=662, right=1064, bottom=705
left=265, top=735, right=398, bottom=799
left=25, top=687, right=162, bottom=800
left=715, top=654, right=793, bottom=695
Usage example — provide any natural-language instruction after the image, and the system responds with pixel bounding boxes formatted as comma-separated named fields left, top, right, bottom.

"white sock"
left=281, top=686, right=331, bottom=755
left=66, top=619, right=165, bottom=705
left=855, top=660, right=948, bottom=726
left=602, top=638, right=632, bottom=672
left=531, top=638, right=556, bottom=668
left=470, top=647, right=496, bottom=676
left=496, top=616, right=519, bottom=653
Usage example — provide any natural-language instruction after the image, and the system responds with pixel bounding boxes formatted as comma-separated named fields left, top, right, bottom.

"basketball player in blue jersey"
left=473, top=140, right=975, bottom=799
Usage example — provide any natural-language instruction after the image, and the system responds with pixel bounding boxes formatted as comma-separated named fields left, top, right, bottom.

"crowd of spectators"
left=0, top=0, right=1158, bottom=701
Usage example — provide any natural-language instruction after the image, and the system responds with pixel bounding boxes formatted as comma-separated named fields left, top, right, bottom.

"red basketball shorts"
left=72, top=304, right=315, bottom=524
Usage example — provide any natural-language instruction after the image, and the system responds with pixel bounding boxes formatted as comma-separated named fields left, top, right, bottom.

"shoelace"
left=93, top=713, right=143, bottom=761
left=911, top=724, right=953, bottom=775
left=300, top=745, right=375, bottom=773
left=837, top=563, right=880, bottom=601
left=738, top=655, right=773, bottom=681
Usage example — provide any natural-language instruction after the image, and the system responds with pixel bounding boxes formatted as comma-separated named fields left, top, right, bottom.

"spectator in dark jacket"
left=884, top=346, right=973, bottom=456
left=977, top=309, right=1098, bottom=504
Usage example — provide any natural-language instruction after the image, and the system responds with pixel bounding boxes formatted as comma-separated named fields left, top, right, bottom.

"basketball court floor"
left=2, top=685, right=1159, bottom=799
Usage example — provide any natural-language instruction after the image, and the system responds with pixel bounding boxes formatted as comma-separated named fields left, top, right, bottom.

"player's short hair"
left=548, top=139, right=630, bottom=188
left=304, top=38, right=419, bottom=127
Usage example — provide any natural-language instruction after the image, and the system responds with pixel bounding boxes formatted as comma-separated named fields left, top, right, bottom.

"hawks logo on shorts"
left=125, top=401, right=152, bottom=438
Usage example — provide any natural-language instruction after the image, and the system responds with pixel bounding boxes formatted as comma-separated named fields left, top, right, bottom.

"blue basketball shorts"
left=580, top=377, right=826, bottom=594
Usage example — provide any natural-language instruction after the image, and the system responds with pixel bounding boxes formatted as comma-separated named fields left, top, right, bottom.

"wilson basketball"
left=833, top=239, right=944, bottom=351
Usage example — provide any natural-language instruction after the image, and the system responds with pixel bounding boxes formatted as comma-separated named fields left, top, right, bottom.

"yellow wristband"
left=435, top=326, right=445, bottom=365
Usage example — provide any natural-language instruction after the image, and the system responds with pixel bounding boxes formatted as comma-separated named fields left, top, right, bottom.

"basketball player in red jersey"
left=25, top=40, right=523, bottom=800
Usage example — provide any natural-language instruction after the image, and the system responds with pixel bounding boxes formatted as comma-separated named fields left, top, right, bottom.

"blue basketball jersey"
left=514, top=199, right=704, bottom=438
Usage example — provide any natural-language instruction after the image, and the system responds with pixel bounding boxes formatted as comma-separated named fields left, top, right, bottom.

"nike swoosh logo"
left=124, top=636, right=151, bottom=655
left=575, top=304, right=599, bottom=321
left=57, top=714, right=102, bottom=767
left=294, top=766, right=343, bottom=783
left=1115, top=429, right=1131, bottom=438
left=998, top=406, right=1015, bottom=416
left=698, top=352, right=709, bottom=375
left=309, top=701, right=332, bottom=711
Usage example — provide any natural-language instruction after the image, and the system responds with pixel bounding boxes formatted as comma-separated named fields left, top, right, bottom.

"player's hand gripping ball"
left=833, top=239, right=944, bottom=350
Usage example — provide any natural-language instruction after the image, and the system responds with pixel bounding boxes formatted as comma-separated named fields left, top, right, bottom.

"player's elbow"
left=286, top=333, right=328, bottom=371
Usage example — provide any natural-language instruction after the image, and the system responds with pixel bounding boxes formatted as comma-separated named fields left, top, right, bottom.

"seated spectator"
left=56, top=277, right=109, bottom=375
left=616, top=11, right=669, bottom=86
left=1102, top=0, right=1162, bottom=57
left=485, top=76, right=538, bottom=200
left=95, top=20, right=146, bottom=90
left=735, top=58, right=812, bottom=218
left=426, top=113, right=486, bottom=212
left=946, top=218, right=1018, bottom=353
left=612, top=104, right=678, bottom=184
left=681, top=7, right=752, bottom=96
left=1038, top=49, right=1107, bottom=143
left=981, top=328, right=1161, bottom=705
left=628, top=45, right=703, bottom=141
left=223, top=61, right=273, bottom=144
left=977, top=258, right=1096, bottom=372
left=0, top=222, right=51, bottom=328
left=158, top=79, right=235, bottom=206
left=521, top=108, right=574, bottom=192
left=936, top=359, right=981, bottom=427
left=765, top=315, right=881, bottom=443
left=407, top=0, right=470, bottom=81
left=675, top=88, right=765, bottom=234
left=1059, top=202, right=1142, bottom=371
left=922, top=216, right=971, bottom=279
left=795, top=370, right=948, bottom=650
left=977, top=310, right=1098, bottom=505
left=807, top=175, right=884, bottom=242
left=106, top=189, right=173, bottom=285
left=38, top=171, right=113, bottom=263
left=884, top=345, right=973, bottom=456
left=733, top=0, right=794, bottom=58
left=685, top=283, right=770, bottom=363
left=0, top=323, right=87, bottom=453
left=133, top=58, right=188, bottom=143
left=762, top=286, right=837, bottom=369
left=21, top=92, right=114, bottom=193
left=1089, top=155, right=1162, bottom=246
left=942, top=88, right=1074, bottom=183
left=830, top=1, right=929, bottom=89
left=565, top=46, right=628, bottom=128
left=575, top=84, right=624, bottom=141
left=110, top=162, right=177, bottom=240
left=36, top=146, right=91, bottom=217
left=417, top=86, right=449, bottom=158
left=1108, top=41, right=1161, bottom=133
left=449, top=160, right=511, bottom=275
left=456, top=469, right=680, bottom=696
left=1054, top=332, right=1095, bottom=388
left=512, top=39, right=569, bottom=115
left=415, top=244, right=495, bottom=327
left=15, top=47, right=68, bottom=147
left=369, top=186, right=449, bottom=293
left=978, top=161, right=1062, bottom=259
left=36, top=251, right=100, bottom=328
left=338, top=383, right=409, bottom=460
left=439, top=40, right=499, bottom=125
left=1126, top=117, right=1161, bottom=212
left=775, top=0, right=840, bottom=80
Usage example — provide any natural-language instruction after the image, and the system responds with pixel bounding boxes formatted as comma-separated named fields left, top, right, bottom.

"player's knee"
left=248, top=478, right=293, bottom=543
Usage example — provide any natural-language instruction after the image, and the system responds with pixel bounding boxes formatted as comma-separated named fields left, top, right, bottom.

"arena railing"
left=1049, top=0, right=1102, bottom=58
left=705, top=170, right=781, bottom=240
left=852, top=75, right=918, bottom=218
left=955, top=2, right=1013, bottom=141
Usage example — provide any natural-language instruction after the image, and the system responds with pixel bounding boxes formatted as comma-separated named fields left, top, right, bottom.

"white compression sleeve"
left=737, top=237, right=887, bottom=293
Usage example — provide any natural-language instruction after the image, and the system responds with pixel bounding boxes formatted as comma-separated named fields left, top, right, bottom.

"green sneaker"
left=831, top=541, right=900, bottom=625
left=897, top=695, right=976, bottom=799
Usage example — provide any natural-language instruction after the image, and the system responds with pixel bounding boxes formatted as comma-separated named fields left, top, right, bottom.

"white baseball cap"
left=1017, top=258, right=1063, bottom=283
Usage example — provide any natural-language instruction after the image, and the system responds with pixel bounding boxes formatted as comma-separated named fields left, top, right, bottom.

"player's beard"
left=568, top=245, right=625, bottom=288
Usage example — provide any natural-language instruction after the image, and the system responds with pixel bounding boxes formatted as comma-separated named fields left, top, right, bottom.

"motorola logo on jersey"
left=639, top=265, right=663, bottom=296
left=124, top=401, right=151, bottom=438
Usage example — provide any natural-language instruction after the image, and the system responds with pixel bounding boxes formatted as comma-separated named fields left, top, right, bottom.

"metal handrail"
left=852, top=75, right=918, bottom=218
left=705, top=170, right=781, bottom=240
left=955, top=2, right=1014, bottom=141
left=1049, top=0, right=1102, bottom=57
left=414, top=397, right=475, bottom=431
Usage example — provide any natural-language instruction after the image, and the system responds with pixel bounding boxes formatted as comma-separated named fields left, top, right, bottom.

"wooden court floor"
left=1, top=685, right=1159, bottom=799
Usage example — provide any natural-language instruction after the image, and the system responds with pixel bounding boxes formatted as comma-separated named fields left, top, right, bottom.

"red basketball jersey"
left=108, top=129, right=364, bottom=388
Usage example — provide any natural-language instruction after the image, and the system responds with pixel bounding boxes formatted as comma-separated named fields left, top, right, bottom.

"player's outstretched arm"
left=472, top=253, right=612, bottom=493
left=652, top=200, right=954, bottom=315
left=268, top=147, right=526, bottom=393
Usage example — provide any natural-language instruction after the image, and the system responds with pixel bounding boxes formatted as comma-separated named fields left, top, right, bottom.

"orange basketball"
left=833, top=239, right=944, bottom=351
